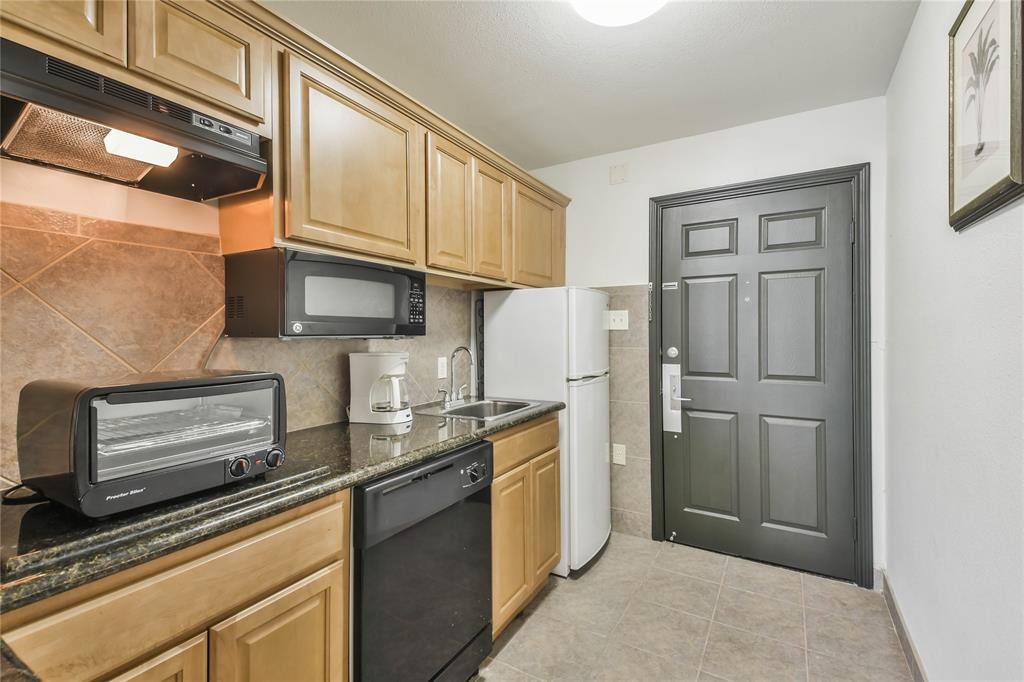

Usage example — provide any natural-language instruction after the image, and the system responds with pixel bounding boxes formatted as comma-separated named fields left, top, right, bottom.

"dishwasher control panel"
left=461, top=460, right=488, bottom=487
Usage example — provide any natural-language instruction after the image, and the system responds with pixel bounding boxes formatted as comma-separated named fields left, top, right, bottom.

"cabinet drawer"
left=4, top=493, right=348, bottom=682
left=130, top=0, right=269, bottom=121
left=487, top=414, right=559, bottom=477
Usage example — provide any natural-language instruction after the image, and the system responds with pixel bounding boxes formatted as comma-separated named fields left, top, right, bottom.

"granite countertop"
left=0, top=400, right=563, bottom=615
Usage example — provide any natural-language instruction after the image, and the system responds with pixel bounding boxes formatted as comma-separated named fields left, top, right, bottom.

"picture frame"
left=948, top=0, right=1024, bottom=231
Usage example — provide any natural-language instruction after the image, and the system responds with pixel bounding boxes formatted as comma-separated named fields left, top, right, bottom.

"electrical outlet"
left=606, top=310, right=629, bottom=330
left=437, top=356, right=447, bottom=379
left=612, top=444, right=627, bottom=465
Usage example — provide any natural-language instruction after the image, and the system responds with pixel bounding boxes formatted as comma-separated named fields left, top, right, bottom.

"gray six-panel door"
left=661, top=182, right=855, bottom=580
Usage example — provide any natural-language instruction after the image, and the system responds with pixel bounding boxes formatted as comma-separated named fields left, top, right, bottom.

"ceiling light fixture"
left=103, top=128, right=179, bottom=167
left=570, top=0, right=667, bottom=27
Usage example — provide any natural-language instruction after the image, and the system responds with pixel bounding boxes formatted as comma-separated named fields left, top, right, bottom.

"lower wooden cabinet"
left=3, top=491, right=350, bottom=682
left=211, top=562, right=346, bottom=682
left=530, top=448, right=561, bottom=585
left=487, top=415, right=562, bottom=637
left=491, top=460, right=533, bottom=633
left=110, top=633, right=208, bottom=682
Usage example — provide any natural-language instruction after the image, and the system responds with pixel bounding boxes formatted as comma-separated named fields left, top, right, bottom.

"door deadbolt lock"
left=666, top=346, right=679, bottom=358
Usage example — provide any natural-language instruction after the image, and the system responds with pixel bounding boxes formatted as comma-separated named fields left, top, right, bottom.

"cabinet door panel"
left=130, top=0, right=268, bottom=121
left=210, top=562, right=346, bottom=682
left=473, top=158, right=511, bottom=280
left=492, top=461, right=532, bottom=637
left=427, top=133, right=473, bottom=273
left=285, top=54, right=423, bottom=264
left=1, top=0, right=127, bottom=63
left=513, top=184, right=565, bottom=287
left=110, top=633, right=206, bottom=682
left=530, top=448, right=561, bottom=587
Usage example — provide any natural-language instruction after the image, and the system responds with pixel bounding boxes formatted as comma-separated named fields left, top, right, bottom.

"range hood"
left=0, top=40, right=267, bottom=202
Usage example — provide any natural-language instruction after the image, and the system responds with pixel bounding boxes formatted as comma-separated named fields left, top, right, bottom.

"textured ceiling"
left=261, top=1, right=919, bottom=169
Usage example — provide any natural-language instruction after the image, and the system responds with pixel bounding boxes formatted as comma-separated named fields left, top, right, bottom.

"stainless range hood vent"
left=2, top=103, right=153, bottom=182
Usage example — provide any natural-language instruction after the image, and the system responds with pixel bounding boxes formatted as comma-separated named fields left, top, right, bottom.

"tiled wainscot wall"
left=0, top=202, right=471, bottom=483
left=602, top=285, right=653, bottom=538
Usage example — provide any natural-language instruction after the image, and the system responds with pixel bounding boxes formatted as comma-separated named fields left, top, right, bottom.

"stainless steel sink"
left=414, top=398, right=538, bottom=421
left=443, top=400, right=531, bottom=420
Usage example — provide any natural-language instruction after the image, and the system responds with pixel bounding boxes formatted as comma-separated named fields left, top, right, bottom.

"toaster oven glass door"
left=91, top=380, right=278, bottom=482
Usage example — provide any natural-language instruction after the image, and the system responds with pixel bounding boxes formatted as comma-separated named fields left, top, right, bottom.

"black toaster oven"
left=16, top=370, right=286, bottom=517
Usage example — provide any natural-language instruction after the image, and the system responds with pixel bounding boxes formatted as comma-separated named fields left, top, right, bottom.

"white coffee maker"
left=348, top=352, right=413, bottom=424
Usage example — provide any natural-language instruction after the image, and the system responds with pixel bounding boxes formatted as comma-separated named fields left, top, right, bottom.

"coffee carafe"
left=348, top=352, right=413, bottom=424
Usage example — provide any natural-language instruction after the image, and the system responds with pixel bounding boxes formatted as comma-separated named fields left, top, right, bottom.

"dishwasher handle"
left=354, top=440, right=493, bottom=549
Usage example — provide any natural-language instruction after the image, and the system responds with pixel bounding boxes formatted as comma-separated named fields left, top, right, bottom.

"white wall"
left=532, top=97, right=890, bottom=570
left=885, top=1, right=1024, bottom=679
left=0, top=159, right=220, bottom=235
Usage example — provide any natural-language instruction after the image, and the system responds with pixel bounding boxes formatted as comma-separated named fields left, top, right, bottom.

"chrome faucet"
left=445, top=345, right=475, bottom=408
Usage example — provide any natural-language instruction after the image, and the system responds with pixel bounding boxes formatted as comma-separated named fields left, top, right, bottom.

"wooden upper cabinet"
left=491, top=461, right=532, bottom=637
left=210, top=562, right=347, bottom=682
left=1, top=0, right=127, bottom=64
left=512, top=183, right=565, bottom=287
left=530, top=448, right=561, bottom=586
left=283, top=53, right=424, bottom=265
left=109, top=633, right=207, bottom=682
left=473, top=158, right=512, bottom=281
left=129, top=0, right=269, bottom=121
left=426, top=133, right=473, bottom=274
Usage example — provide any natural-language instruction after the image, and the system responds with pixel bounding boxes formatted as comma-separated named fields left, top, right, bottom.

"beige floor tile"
left=493, top=612, right=606, bottom=680
left=807, top=651, right=913, bottom=681
left=602, top=530, right=663, bottom=566
left=803, top=573, right=888, bottom=617
left=722, top=558, right=803, bottom=605
left=591, top=642, right=698, bottom=681
left=654, top=543, right=728, bottom=582
left=612, top=599, right=710, bottom=667
left=696, top=673, right=730, bottom=682
left=639, top=567, right=720, bottom=618
left=713, top=587, right=805, bottom=647
left=612, top=508, right=654, bottom=538
left=475, top=657, right=541, bottom=681
left=700, top=622, right=807, bottom=682
left=805, top=607, right=910, bottom=676
left=529, top=574, right=637, bottom=634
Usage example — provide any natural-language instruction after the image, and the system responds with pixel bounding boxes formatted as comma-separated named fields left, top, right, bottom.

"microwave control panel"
left=409, top=281, right=425, bottom=325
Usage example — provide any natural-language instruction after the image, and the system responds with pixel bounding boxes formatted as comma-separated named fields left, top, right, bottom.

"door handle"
left=668, top=374, right=693, bottom=410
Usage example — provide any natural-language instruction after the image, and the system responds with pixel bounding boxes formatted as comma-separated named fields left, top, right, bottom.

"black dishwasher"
left=354, top=441, right=493, bottom=681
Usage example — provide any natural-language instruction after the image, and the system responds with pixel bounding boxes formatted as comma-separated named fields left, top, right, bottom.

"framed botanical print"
left=949, top=0, right=1023, bottom=231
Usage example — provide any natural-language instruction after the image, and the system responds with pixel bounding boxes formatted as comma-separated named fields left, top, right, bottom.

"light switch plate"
left=605, top=310, right=629, bottom=330
left=612, top=444, right=627, bottom=465
left=437, top=356, right=447, bottom=379
left=609, top=163, right=628, bottom=185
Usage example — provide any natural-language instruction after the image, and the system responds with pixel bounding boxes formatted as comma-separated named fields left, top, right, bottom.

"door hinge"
left=852, top=516, right=858, bottom=541
left=850, top=219, right=856, bottom=244
left=647, top=282, right=653, bottom=322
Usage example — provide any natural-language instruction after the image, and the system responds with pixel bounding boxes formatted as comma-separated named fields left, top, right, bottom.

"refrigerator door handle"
left=567, top=371, right=609, bottom=383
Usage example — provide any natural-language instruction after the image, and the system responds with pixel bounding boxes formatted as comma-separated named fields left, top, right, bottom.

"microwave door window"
left=92, top=386, right=276, bottom=482
left=304, top=276, right=396, bottom=319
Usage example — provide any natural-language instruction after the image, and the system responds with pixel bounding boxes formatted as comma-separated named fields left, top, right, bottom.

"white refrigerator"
left=483, top=287, right=610, bottom=576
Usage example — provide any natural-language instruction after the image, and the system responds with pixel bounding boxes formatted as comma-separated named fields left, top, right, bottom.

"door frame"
left=647, top=163, right=873, bottom=587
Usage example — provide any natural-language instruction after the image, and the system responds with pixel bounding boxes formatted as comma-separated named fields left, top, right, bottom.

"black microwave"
left=224, top=248, right=426, bottom=338
left=16, top=370, right=286, bottom=517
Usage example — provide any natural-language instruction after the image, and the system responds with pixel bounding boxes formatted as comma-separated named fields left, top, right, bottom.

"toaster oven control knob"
left=265, top=448, right=285, bottom=469
left=229, top=457, right=251, bottom=478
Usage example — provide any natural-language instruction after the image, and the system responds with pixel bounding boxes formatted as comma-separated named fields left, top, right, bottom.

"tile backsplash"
left=602, top=285, right=653, bottom=539
left=0, top=202, right=471, bottom=482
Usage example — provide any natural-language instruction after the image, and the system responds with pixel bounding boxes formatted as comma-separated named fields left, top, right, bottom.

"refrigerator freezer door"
left=568, top=288, right=610, bottom=380
left=568, top=374, right=611, bottom=570
left=483, top=289, right=569, bottom=402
